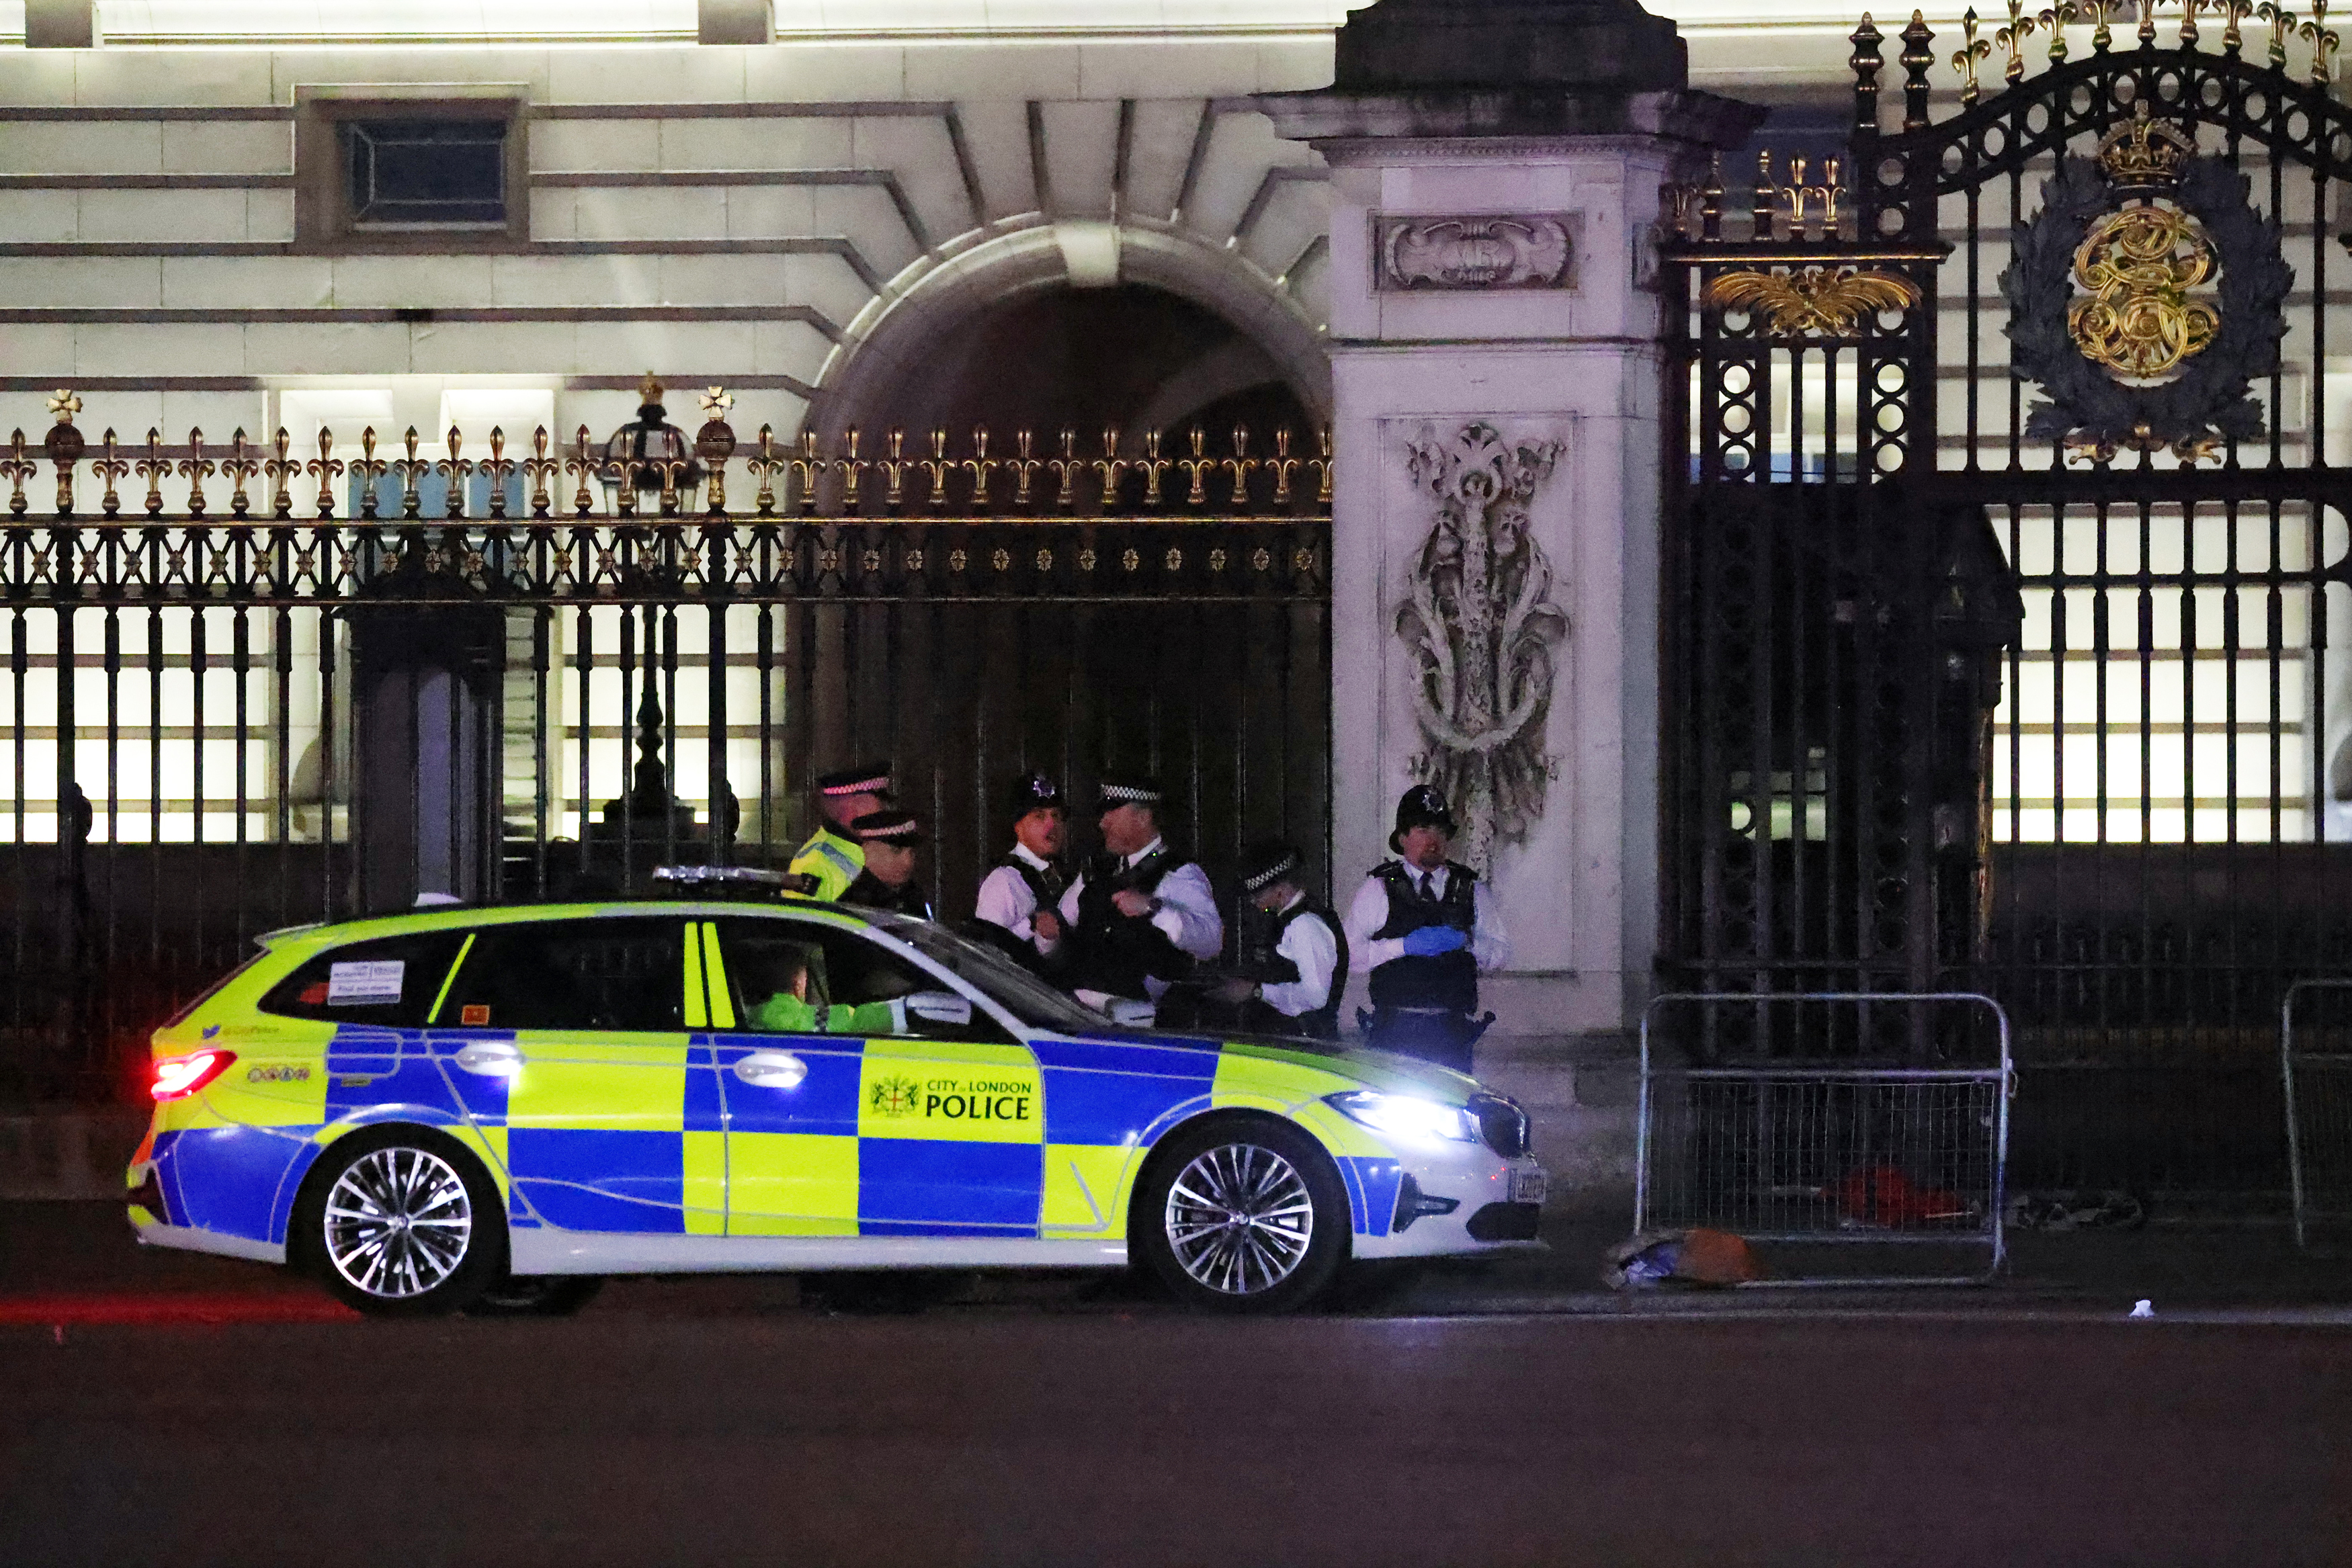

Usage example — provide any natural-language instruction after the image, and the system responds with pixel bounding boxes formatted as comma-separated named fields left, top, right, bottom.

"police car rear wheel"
left=301, top=1128, right=503, bottom=1317
left=1138, top=1117, right=1347, bottom=1313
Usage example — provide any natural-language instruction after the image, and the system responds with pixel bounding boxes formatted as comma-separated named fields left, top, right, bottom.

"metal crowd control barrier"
left=1636, top=993, right=2015, bottom=1285
left=2281, top=980, right=2352, bottom=1250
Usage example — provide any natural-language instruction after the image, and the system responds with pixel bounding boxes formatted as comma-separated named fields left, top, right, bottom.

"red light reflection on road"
left=0, top=1292, right=359, bottom=1325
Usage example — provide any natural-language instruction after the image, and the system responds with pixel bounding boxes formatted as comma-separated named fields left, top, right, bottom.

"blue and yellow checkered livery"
left=130, top=902, right=1459, bottom=1256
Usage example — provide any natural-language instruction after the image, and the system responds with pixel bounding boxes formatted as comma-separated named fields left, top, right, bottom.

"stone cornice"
left=1258, top=87, right=1762, bottom=155
left=1311, top=133, right=1688, bottom=166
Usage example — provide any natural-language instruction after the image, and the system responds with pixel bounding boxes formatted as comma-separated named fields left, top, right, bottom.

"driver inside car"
left=743, top=949, right=907, bottom=1036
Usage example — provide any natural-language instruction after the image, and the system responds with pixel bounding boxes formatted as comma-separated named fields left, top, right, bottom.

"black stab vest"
left=998, top=851, right=1069, bottom=916
left=1253, top=898, right=1350, bottom=1040
left=1368, top=860, right=1478, bottom=1012
left=1070, top=847, right=1195, bottom=1000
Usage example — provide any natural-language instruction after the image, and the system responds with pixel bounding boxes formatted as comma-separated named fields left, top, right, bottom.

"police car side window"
left=713, top=922, right=836, bottom=1022
left=258, top=931, right=469, bottom=1027
left=714, top=919, right=1011, bottom=1043
left=438, top=918, right=685, bottom=1033
left=827, top=930, right=1017, bottom=1044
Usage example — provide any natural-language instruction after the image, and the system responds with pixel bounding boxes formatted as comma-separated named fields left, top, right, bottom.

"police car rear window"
left=257, top=931, right=470, bottom=1027
left=438, top=916, right=684, bottom=1032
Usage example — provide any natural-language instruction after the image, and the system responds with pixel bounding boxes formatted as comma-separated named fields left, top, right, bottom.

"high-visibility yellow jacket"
left=786, top=824, right=863, bottom=901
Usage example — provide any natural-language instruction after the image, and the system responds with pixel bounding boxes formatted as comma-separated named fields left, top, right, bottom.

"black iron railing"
left=0, top=397, right=1335, bottom=1103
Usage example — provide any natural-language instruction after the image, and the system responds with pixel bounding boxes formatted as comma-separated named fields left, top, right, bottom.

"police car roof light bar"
left=649, top=865, right=801, bottom=901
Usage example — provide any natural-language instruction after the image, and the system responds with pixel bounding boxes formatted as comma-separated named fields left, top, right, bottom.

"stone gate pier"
left=1262, top=0, right=1756, bottom=1047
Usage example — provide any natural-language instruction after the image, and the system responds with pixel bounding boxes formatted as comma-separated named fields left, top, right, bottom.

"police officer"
left=1055, top=773, right=1222, bottom=1017
left=972, top=772, right=1070, bottom=960
left=840, top=810, right=933, bottom=920
left=1344, top=785, right=1511, bottom=1073
left=787, top=763, right=891, bottom=901
left=740, top=947, right=905, bottom=1036
left=1212, top=841, right=1349, bottom=1040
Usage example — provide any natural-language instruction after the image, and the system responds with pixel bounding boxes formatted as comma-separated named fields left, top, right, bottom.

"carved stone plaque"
left=1374, top=213, right=1577, bottom=292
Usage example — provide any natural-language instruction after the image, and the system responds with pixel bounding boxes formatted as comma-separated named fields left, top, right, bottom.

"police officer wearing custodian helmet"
left=1344, top=785, right=1511, bottom=1073
left=971, top=772, right=1071, bottom=963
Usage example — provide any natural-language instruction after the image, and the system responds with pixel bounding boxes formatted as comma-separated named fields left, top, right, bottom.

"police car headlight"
left=1324, top=1090, right=1477, bottom=1145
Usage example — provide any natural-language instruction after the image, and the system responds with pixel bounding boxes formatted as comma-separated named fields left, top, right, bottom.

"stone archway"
left=807, top=220, right=1332, bottom=445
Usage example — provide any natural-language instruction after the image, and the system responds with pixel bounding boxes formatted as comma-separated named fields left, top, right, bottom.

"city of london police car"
left=128, top=886, right=1546, bottom=1315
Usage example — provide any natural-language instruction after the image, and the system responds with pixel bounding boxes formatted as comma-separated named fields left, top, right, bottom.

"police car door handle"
left=733, top=1051, right=808, bottom=1090
left=453, top=1041, right=526, bottom=1077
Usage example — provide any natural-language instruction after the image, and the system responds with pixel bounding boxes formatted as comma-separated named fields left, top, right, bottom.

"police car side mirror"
left=905, top=991, right=973, bottom=1029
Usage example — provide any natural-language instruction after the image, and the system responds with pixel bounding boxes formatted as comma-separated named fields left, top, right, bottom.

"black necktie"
left=1417, top=872, right=1433, bottom=902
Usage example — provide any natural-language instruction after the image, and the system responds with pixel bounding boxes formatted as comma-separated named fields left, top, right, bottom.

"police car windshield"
left=864, top=914, right=1109, bottom=1035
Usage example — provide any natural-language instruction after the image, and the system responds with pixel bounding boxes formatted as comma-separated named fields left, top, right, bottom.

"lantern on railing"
left=598, top=372, right=704, bottom=515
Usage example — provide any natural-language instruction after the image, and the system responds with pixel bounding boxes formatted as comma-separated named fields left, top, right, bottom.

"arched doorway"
left=843, top=281, right=1316, bottom=452
left=790, top=225, right=1336, bottom=916
left=810, top=220, right=1332, bottom=444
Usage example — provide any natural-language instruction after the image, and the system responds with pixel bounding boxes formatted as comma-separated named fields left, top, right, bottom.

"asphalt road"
left=6, top=1294, right=2351, bottom=1566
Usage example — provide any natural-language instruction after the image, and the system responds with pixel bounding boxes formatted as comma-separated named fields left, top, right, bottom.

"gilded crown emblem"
left=2097, top=106, right=2195, bottom=189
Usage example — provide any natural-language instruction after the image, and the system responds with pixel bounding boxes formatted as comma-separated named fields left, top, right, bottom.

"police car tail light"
left=1324, top=1090, right=1476, bottom=1145
left=152, top=1050, right=237, bottom=1101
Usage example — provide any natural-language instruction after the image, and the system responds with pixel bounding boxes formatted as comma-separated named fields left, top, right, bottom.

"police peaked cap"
left=1239, top=841, right=1304, bottom=894
left=1007, top=771, right=1065, bottom=822
left=1096, top=773, right=1163, bottom=810
left=1389, top=783, right=1458, bottom=853
left=816, top=762, right=894, bottom=798
left=849, top=809, right=925, bottom=845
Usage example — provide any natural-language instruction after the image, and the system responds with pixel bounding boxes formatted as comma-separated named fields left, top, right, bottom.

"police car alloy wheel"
left=298, top=1127, right=503, bottom=1317
left=1136, top=1117, right=1347, bottom=1313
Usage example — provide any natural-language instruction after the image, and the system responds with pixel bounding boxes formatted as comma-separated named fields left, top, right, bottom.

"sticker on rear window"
left=326, top=960, right=405, bottom=1005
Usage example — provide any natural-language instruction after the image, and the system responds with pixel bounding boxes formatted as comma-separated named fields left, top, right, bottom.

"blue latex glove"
left=1400, top=925, right=1469, bottom=957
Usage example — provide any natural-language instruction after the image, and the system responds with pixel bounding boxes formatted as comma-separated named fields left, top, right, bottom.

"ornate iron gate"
left=1664, top=3, right=2352, bottom=1194
left=0, top=399, right=1331, bottom=1102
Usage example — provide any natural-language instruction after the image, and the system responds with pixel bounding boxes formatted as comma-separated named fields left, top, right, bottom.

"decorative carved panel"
left=1374, top=214, right=1577, bottom=292
left=1396, top=422, right=1569, bottom=872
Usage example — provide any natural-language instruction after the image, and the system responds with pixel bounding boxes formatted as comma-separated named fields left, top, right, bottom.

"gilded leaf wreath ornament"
left=2001, top=103, right=2292, bottom=461
left=1397, top=423, right=1569, bottom=873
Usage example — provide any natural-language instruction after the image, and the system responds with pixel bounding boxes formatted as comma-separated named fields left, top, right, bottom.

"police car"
left=126, top=873, right=1547, bottom=1315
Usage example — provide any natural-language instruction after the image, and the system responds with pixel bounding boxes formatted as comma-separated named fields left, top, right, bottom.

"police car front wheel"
left=1136, top=1117, right=1348, bottom=1313
left=296, top=1127, right=505, bottom=1317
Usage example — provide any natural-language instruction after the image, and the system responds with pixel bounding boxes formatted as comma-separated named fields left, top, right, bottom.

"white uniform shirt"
left=1343, top=863, right=1511, bottom=979
left=1257, top=891, right=1341, bottom=1020
left=1058, top=836, right=1224, bottom=1000
left=974, top=843, right=1062, bottom=946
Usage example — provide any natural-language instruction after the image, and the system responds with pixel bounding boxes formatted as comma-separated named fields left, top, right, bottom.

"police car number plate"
left=1509, top=1168, right=1548, bottom=1206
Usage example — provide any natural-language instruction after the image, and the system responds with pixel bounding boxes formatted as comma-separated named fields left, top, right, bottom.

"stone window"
left=343, top=119, right=508, bottom=230
left=294, top=90, right=529, bottom=253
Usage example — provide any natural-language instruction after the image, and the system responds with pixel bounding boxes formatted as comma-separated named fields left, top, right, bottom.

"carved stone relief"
left=1376, top=214, right=1576, bottom=292
left=1397, top=423, right=1569, bottom=872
